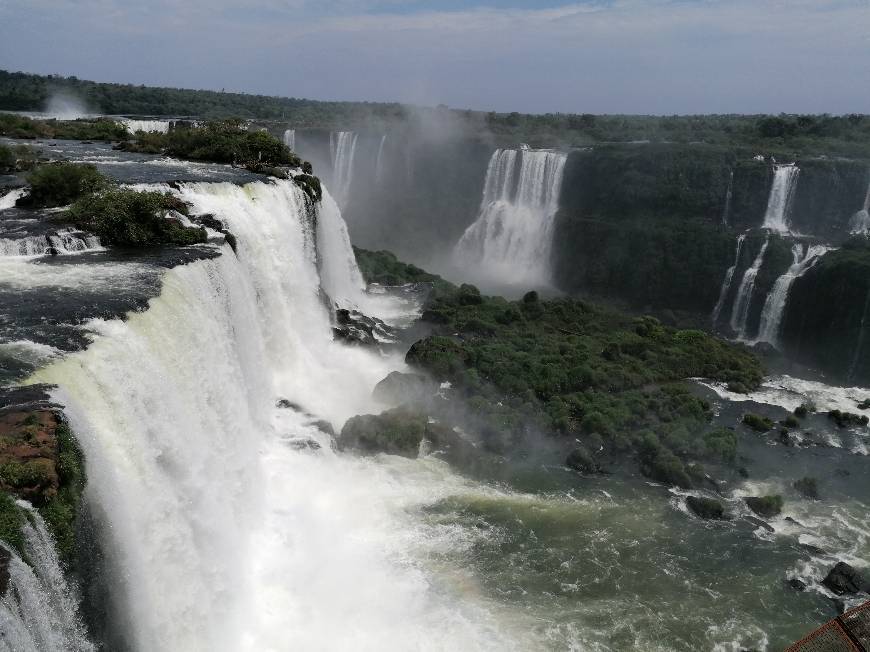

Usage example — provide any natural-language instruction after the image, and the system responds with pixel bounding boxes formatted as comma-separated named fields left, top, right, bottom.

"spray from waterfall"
left=0, top=505, right=93, bottom=651
left=329, top=131, right=358, bottom=207
left=375, top=135, right=387, bottom=184
left=454, top=148, right=567, bottom=288
left=729, top=235, right=770, bottom=338
left=283, top=129, right=296, bottom=151
left=119, top=119, right=170, bottom=134
left=762, top=164, right=799, bottom=233
left=712, top=233, right=746, bottom=325
left=755, top=244, right=830, bottom=347
left=849, top=170, right=870, bottom=234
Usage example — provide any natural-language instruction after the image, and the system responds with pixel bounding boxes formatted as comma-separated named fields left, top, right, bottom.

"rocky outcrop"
left=822, top=562, right=870, bottom=595
left=744, top=495, right=783, bottom=518
left=332, top=309, right=394, bottom=347
left=686, top=496, right=727, bottom=520
left=339, top=407, right=427, bottom=457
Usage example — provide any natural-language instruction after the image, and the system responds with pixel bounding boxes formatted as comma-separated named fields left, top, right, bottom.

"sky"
left=0, top=0, right=869, bottom=115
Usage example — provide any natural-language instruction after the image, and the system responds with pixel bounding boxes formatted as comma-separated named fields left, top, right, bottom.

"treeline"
left=2, top=69, right=870, bottom=155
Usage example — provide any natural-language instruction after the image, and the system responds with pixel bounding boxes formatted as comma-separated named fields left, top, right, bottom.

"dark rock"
left=287, top=438, right=322, bottom=451
left=784, top=516, right=805, bottom=527
left=276, top=398, right=306, bottom=412
left=566, top=447, right=600, bottom=474
left=787, top=578, right=807, bottom=591
left=0, top=547, right=10, bottom=596
left=738, top=467, right=749, bottom=478
left=372, top=371, right=437, bottom=406
left=309, top=420, right=335, bottom=437
left=794, top=477, right=819, bottom=500
left=333, top=309, right=393, bottom=348
left=827, top=409, right=869, bottom=428
left=856, top=398, right=870, bottom=410
left=686, top=496, right=726, bottom=520
left=746, top=515, right=775, bottom=532
left=800, top=543, right=827, bottom=556
left=339, top=407, right=426, bottom=457
left=822, top=562, right=870, bottom=595
left=744, top=495, right=783, bottom=518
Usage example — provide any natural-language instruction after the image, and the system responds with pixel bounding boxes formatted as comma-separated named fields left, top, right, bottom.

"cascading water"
left=30, top=178, right=513, bottom=651
left=711, top=233, right=746, bottom=325
left=0, top=505, right=93, bottom=651
left=722, top=169, right=734, bottom=227
left=119, top=119, right=170, bottom=134
left=729, top=235, right=770, bottom=338
left=0, top=230, right=101, bottom=258
left=282, top=129, right=295, bottom=151
left=762, top=164, right=799, bottom=233
left=375, top=135, right=387, bottom=184
left=0, top=188, right=26, bottom=211
left=453, top=148, right=567, bottom=287
left=849, top=171, right=870, bottom=234
left=329, top=131, right=358, bottom=207
left=755, top=244, right=830, bottom=347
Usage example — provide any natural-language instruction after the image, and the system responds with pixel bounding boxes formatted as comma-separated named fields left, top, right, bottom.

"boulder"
left=686, top=496, right=726, bottom=520
left=744, top=495, right=783, bottom=518
left=372, top=371, right=437, bottom=406
left=339, top=407, right=426, bottom=457
left=821, top=562, right=870, bottom=595
left=787, top=578, right=807, bottom=592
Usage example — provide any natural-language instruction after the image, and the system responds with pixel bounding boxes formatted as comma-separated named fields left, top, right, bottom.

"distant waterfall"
left=849, top=171, right=870, bottom=234
left=0, top=506, right=93, bottom=651
left=762, top=164, right=799, bottom=233
left=711, top=233, right=746, bottom=325
left=329, top=131, right=358, bottom=207
left=119, top=119, right=170, bottom=134
left=729, top=235, right=770, bottom=338
left=755, top=244, right=830, bottom=346
left=722, top=170, right=734, bottom=227
left=283, top=129, right=296, bottom=151
left=375, top=135, right=387, bottom=184
left=454, top=148, right=567, bottom=287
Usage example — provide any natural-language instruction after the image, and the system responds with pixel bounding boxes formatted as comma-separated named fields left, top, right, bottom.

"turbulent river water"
left=0, top=140, right=868, bottom=651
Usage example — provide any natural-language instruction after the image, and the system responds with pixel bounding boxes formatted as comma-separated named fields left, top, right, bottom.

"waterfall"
left=711, top=233, right=746, bottom=325
left=282, top=129, right=295, bottom=151
left=329, top=131, right=358, bottom=207
left=454, top=148, right=567, bottom=287
left=755, top=244, right=830, bottom=347
left=375, top=135, right=387, bottom=183
left=722, top=169, right=734, bottom=227
left=30, top=178, right=509, bottom=650
left=119, top=119, right=171, bottom=134
left=0, top=188, right=26, bottom=211
left=762, top=164, right=799, bottom=233
left=0, top=230, right=101, bottom=258
left=849, top=171, right=870, bottom=234
left=729, top=235, right=770, bottom=338
left=0, top=506, right=93, bottom=651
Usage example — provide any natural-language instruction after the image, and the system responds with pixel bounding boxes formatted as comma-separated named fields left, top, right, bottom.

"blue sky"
left=1, top=0, right=868, bottom=114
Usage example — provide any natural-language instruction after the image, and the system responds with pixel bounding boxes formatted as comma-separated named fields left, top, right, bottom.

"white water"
left=711, top=233, right=746, bottom=325
left=282, top=129, right=295, bottom=151
left=849, top=171, right=870, bottom=234
left=762, top=165, right=799, bottom=233
left=722, top=169, right=734, bottom=227
left=454, top=148, right=567, bottom=287
left=0, top=506, right=93, bottom=651
left=375, top=134, right=387, bottom=183
left=0, top=188, right=26, bottom=211
left=0, top=230, right=102, bottom=258
left=329, top=131, right=358, bottom=207
left=119, top=119, right=170, bottom=134
left=755, top=244, right=830, bottom=347
left=32, top=178, right=515, bottom=650
left=729, top=235, right=770, bottom=338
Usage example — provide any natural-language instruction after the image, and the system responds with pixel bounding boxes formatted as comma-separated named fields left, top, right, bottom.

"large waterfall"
left=755, top=244, right=830, bottom=347
left=454, top=148, right=567, bottom=287
left=282, top=129, right=295, bottom=151
left=29, top=178, right=511, bottom=651
left=0, top=506, right=93, bottom=651
left=762, top=164, right=799, bottom=233
left=729, top=235, right=770, bottom=338
left=375, top=135, right=387, bottom=184
left=711, top=233, right=746, bottom=324
left=849, top=171, right=870, bottom=234
left=329, top=131, right=358, bottom=207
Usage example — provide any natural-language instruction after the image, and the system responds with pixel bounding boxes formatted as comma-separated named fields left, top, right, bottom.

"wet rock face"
left=0, top=409, right=63, bottom=506
left=332, top=308, right=394, bottom=348
left=822, top=562, right=870, bottom=596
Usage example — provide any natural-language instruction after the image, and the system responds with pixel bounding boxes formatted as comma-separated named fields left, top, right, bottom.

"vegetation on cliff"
left=353, top=246, right=453, bottom=291
left=0, top=112, right=128, bottom=141
left=401, top=280, right=763, bottom=487
left=17, top=161, right=105, bottom=208
left=117, top=119, right=302, bottom=175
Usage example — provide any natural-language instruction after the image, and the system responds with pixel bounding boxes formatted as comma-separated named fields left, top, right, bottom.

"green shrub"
left=744, top=495, right=783, bottom=518
left=20, top=162, right=106, bottom=208
left=742, top=413, right=774, bottom=432
left=0, top=493, right=25, bottom=555
left=68, top=187, right=206, bottom=247
left=702, top=428, right=738, bottom=463
left=0, top=144, right=15, bottom=174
